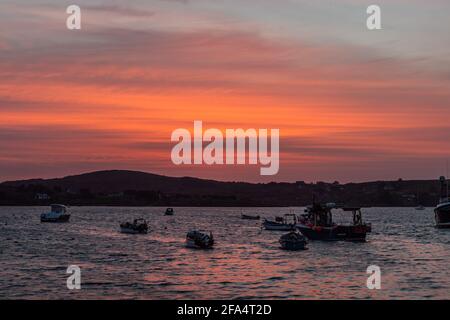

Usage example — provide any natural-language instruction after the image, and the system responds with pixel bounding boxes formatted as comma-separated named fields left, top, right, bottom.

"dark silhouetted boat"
left=186, top=230, right=214, bottom=249
left=40, top=204, right=70, bottom=223
left=435, top=176, right=450, bottom=228
left=279, top=231, right=308, bottom=250
left=120, top=218, right=148, bottom=234
left=297, top=203, right=371, bottom=241
left=165, top=208, right=174, bottom=216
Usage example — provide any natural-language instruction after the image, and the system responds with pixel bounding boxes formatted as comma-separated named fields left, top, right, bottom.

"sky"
left=0, top=0, right=449, bottom=183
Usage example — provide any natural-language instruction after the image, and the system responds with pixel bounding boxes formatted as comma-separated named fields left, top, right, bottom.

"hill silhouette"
left=0, top=170, right=443, bottom=207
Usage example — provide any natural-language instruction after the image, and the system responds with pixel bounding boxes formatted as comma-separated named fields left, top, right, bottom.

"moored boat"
left=241, top=214, right=260, bottom=220
left=40, top=204, right=70, bottom=223
left=120, top=218, right=148, bottom=234
left=435, top=176, right=450, bottom=228
left=279, top=231, right=308, bottom=250
left=263, top=214, right=297, bottom=231
left=297, top=203, right=371, bottom=242
left=165, top=208, right=174, bottom=216
left=186, top=230, right=214, bottom=249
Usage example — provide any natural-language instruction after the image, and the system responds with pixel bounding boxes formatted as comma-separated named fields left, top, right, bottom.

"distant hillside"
left=0, top=170, right=444, bottom=207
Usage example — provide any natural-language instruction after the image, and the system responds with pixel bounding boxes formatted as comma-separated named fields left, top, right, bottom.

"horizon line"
left=0, top=169, right=445, bottom=186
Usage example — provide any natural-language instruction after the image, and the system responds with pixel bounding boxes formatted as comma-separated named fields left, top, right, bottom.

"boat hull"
left=120, top=227, right=147, bottom=234
left=185, top=238, right=214, bottom=249
left=279, top=240, right=307, bottom=250
left=297, top=225, right=368, bottom=242
left=40, top=214, right=70, bottom=223
left=263, top=220, right=296, bottom=231
left=435, top=202, right=450, bottom=228
left=185, top=239, right=213, bottom=249
left=241, top=215, right=260, bottom=220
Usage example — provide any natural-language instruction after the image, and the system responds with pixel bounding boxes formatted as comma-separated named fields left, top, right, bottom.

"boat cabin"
left=308, top=204, right=367, bottom=227
left=282, top=214, right=298, bottom=225
left=50, top=204, right=68, bottom=214
left=341, top=207, right=363, bottom=225
left=309, top=203, right=333, bottom=227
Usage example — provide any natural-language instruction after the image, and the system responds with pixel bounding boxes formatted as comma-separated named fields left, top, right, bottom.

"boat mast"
left=447, top=160, right=449, bottom=199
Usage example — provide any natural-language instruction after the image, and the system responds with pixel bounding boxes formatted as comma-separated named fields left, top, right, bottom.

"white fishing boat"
left=40, top=204, right=70, bottom=223
left=186, top=230, right=214, bottom=249
left=120, top=218, right=149, bottom=234
left=262, top=214, right=297, bottom=231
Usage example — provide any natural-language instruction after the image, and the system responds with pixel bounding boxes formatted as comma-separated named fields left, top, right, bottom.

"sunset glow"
left=1, top=0, right=450, bottom=182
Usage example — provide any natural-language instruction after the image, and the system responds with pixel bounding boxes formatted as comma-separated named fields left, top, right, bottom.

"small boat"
left=279, top=231, right=308, bottom=250
left=186, top=230, right=214, bottom=249
left=435, top=176, right=450, bottom=228
left=415, top=205, right=425, bottom=210
left=263, top=214, right=298, bottom=231
left=241, top=214, right=260, bottom=220
left=165, top=208, right=174, bottom=216
left=40, top=204, right=70, bottom=223
left=120, top=218, right=148, bottom=234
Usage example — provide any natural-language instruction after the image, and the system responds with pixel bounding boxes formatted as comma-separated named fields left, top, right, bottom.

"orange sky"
left=1, top=1, right=450, bottom=182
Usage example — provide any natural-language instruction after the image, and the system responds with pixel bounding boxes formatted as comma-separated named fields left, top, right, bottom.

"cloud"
left=0, top=2, right=449, bottom=182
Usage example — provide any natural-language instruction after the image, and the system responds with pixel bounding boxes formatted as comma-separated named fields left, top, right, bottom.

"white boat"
left=263, top=214, right=298, bottom=231
left=120, top=218, right=148, bottom=234
left=40, top=204, right=70, bottom=223
left=241, top=214, right=260, bottom=220
left=186, top=230, right=214, bottom=249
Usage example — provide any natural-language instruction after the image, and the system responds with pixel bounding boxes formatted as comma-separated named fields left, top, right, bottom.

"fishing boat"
left=165, top=208, right=174, bottom=216
left=40, top=204, right=70, bottom=223
left=279, top=231, right=308, bottom=250
left=186, top=230, right=214, bottom=249
left=415, top=205, right=425, bottom=211
left=263, top=214, right=297, bottom=231
left=120, top=218, right=148, bottom=234
left=435, top=176, right=450, bottom=228
left=241, top=214, right=260, bottom=220
left=297, top=203, right=371, bottom=242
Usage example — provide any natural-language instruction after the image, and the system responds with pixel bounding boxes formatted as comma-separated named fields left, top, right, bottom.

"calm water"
left=0, top=207, right=449, bottom=299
